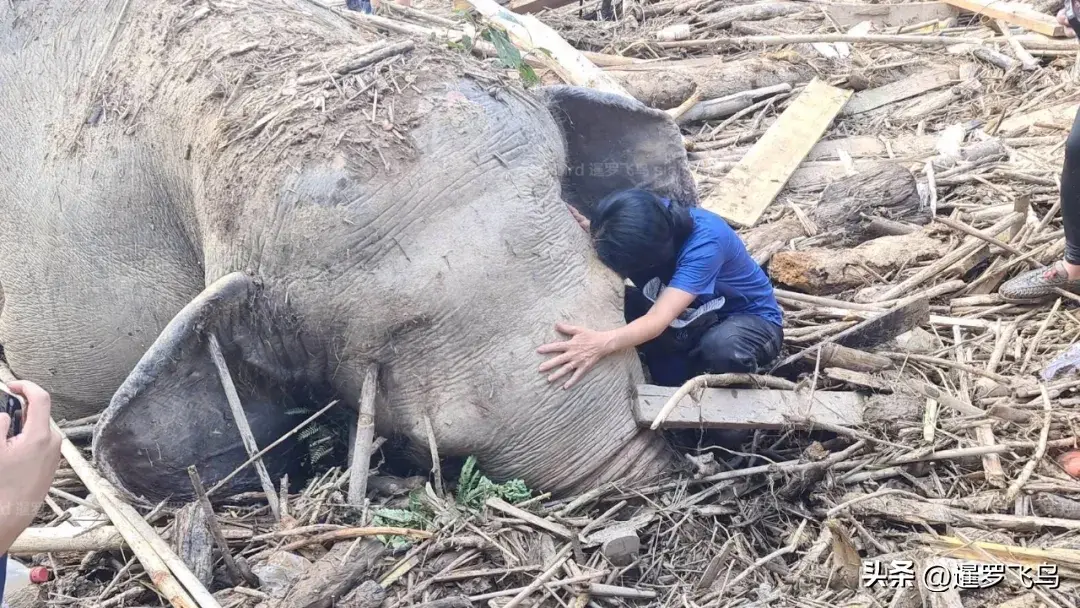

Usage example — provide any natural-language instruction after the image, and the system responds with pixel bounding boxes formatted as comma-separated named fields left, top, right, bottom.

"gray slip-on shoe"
left=1000, top=261, right=1080, bottom=302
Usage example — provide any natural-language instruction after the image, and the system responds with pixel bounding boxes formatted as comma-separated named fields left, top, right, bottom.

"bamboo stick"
left=207, top=334, right=280, bottom=520
left=348, top=364, right=378, bottom=506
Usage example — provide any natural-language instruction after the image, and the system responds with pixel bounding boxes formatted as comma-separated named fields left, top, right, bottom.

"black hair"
left=590, top=188, right=694, bottom=283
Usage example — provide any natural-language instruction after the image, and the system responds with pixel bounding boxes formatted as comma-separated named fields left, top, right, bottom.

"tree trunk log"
left=895, top=80, right=982, bottom=122
left=819, top=343, right=894, bottom=373
left=810, top=163, right=926, bottom=246
left=741, top=163, right=924, bottom=265
left=695, top=2, right=806, bottom=29
left=278, top=540, right=386, bottom=608
left=172, top=502, right=215, bottom=588
left=768, top=231, right=947, bottom=295
left=740, top=216, right=805, bottom=265
left=608, top=57, right=812, bottom=110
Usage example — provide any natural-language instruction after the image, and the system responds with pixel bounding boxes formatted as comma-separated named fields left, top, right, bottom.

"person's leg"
left=689, top=314, right=784, bottom=375
left=1001, top=110, right=1080, bottom=300
left=1064, top=111, right=1080, bottom=273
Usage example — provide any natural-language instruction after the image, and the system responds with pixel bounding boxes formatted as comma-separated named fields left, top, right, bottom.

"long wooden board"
left=842, top=68, right=956, bottom=116
left=943, top=0, right=1064, bottom=37
left=703, top=78, right=851, bottom=227
left=824, top=2, right=957, bottom=29
left=634, top=385, right=865, bottom=430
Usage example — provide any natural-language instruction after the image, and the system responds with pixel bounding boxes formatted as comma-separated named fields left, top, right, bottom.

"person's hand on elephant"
left=539, top=288, right=698, bottom=389
left=567, top=205, right=591, bottom=233
left=0, top=381, right=62, bottom=553
left=537, top=323, right=615, bottom=389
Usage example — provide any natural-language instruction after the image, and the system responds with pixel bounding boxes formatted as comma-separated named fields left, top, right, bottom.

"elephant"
left=0, top=0, right=697, bottom=500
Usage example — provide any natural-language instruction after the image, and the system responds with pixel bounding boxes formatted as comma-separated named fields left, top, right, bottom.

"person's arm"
left=602, top=287, right=695, bottom=352
left=537, top=287, right=696, bottom=389
left=0, top=381, right=62, bottom=554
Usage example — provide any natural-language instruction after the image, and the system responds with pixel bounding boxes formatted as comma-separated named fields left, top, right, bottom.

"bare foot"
left=1060, top=8, right=1079, bottom=38
left=1064, top=260, right=1080, bottom=280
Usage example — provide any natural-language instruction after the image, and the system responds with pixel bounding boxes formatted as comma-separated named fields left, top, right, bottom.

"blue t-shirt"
left=667, top=207, right=783, bottom=327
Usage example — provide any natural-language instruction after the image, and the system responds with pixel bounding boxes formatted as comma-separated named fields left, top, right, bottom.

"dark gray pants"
left=625, top=286, right=783, bottom=387
left=1064, top=108, right=1080, bottom=265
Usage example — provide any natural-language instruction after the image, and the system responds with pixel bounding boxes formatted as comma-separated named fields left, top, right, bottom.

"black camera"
left=0, top=384, right=24, bottom=438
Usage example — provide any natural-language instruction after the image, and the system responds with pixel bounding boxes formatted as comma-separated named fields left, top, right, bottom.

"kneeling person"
left=538, top=189, right=784, bottom=388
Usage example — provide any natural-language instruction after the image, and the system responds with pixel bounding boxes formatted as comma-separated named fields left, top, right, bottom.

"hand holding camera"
left=1, top=384, right=24, bottom=438
left=0, top=380, right=62, bottom=554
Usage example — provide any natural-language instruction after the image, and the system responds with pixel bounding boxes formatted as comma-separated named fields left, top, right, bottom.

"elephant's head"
left=91, top=6, right=695, bottom=500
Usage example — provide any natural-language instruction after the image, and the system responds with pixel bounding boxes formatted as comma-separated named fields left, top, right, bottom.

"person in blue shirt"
left=538, top=189, right=783, bottom=389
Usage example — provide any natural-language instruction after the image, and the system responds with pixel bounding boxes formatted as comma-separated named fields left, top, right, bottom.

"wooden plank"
left=824, top=2, right=957, bottom=29
left=837, top=297, right=930, bottom=349
left=999, top=101, right=1078, bottom=132
left=506, top=0, right=578, bottom=13
left=703, top=78, right=851, bottom=227
left=634, top=385, right=865, bottom=430
left=842, top=68, right=956, bottom=116
left=943, top=0, right=1065, bottom=37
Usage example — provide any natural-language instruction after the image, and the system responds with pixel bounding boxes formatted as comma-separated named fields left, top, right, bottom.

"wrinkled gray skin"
left=0, top=0, right=696, bottom=500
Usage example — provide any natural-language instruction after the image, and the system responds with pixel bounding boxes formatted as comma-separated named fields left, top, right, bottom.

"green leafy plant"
left=370, top=456, right=533, bottom=549
left=372, top=501, right=432, bottom=550
left=447, top=33, right=475, bottom=54
left=284, top=407, right=347, bottom=471
left=450, top=11, right=539, bottom=87
left=481, top=27, right=540, bottom=86
left=371, top=490, right=434, bottom=548
left=456, top=455, right=531, bottom=509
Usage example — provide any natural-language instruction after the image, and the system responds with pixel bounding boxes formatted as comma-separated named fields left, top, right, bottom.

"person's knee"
left=697, top=331, right=759, bottom=374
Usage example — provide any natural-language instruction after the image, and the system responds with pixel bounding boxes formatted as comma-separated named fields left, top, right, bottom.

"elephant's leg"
left=94, top=272, right=311, bottom=502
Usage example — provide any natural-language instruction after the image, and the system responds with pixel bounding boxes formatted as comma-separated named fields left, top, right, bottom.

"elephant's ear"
left=537, top=85, right=699, bottom=213
left=92, top=272, right=305, bottom=502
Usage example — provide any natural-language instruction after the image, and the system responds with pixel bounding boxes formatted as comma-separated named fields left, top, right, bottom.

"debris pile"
left=11, top=0, right=1080, bottom=606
